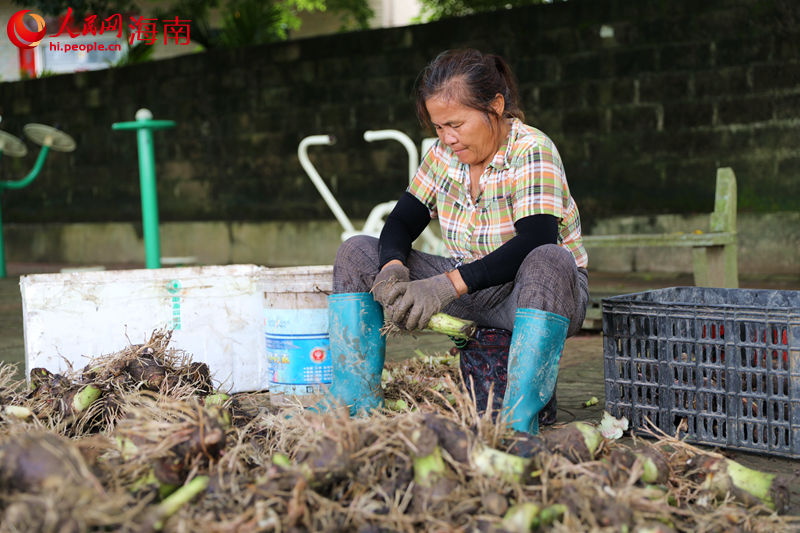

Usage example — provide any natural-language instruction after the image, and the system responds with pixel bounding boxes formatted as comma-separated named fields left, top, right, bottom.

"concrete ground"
left=1, top=263, right=799, bottom=513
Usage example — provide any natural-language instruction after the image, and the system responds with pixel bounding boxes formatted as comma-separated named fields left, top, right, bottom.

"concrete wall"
left=1, top=0, right=799, bottom=274
left=5, top=212, right=799, bottom=276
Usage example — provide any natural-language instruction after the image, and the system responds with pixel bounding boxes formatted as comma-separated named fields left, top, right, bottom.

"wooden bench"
left=580, top=167, right=738, bottom=329
left=582, top=167, right=738, bottom=289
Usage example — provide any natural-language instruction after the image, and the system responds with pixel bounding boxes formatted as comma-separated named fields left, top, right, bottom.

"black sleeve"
left=457, top=214, right=559, bottom=293
left=378, top=192, right=431, bottom=267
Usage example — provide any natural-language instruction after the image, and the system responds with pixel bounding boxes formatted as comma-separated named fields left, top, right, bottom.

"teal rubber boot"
left=326, top=292, right=386, bottom=415
left=501, top=308, right=569, bottom=434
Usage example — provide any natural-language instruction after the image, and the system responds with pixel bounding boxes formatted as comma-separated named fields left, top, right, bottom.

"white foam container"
left=20, top=264, right=268, bottom=393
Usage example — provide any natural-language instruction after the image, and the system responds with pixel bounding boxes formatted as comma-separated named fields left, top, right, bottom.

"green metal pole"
left=0, top=146, right=52, bottom=278
left=137, top=126, right=160, bottom=269
left=3, top=146, right=50, bottom=190
left=0, top=191, right=5, bottom=278
left=112, top=110, right=175, bottom=270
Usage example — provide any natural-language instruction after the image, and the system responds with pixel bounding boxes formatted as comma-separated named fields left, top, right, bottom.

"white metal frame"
left=299, top=130, right=445, bottom=254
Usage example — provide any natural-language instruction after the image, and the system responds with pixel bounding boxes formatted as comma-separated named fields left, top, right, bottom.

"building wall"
left=1, top=0, right=799, bottom=273
left=295, top=0, right=422, bottom=39
left=0, top=3, right=24, bottom=81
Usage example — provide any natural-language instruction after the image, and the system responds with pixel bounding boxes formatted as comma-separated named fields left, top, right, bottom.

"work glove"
left=390, top=273, right=459, bottom=331
left=370, top=263, right=410, bottom=310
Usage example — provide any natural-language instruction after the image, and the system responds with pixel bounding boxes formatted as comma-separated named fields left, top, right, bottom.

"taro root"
left=254, top=462, right=308, bottom=496
left=2, top=329, right=798, bottom=533
left=482, top=492, right=509, bottom=515
left=3, top=499, right=82, bottom=533
left=126, top=356, right=168, bottom=390
left=423, top=413, right=470, bottom=463
left=152, top=410, right=226, bottom=485
left=686, top=453, right=790, bottom=513
left=181, top=362, right=212, bottom=392
left=540, top=422, right=604, bottom=463
left=296, top=436, right=353, bottom=489
left=505, top=430, right=549, bottom=459
left=0, top=432, right=97, bottom=493
left=114, top=395, right=228, bottom=491
left=28, top=367, right=72, bottom=400
left=561, top=484, right=634, bottom=531
left=607, top=445, right=671, bottom=486
left=409, top=424, right=457, bottom=511
left=503, top=503, right=566, bottom=530
left=420, top=414, right=535, bottom=484
left=154, top=457, right=187, bottom=486
left=423, top=414, right=603, bottom=484
left=171, top=411, right=227, bottom=459
left=29, top=367, right=54, bottom=390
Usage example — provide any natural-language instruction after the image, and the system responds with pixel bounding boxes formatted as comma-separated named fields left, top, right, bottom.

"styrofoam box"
left=20, top=264, right=269, bottom=393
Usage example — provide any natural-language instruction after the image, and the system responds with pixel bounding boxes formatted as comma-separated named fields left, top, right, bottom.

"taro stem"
left=689, top=454, right=789, bottom=513
left=71, top=384, right=102, bottom=414
left=426, top=313, right=477, bottom=340
left=153, top=475, right=210, bottom=530
left=424, top=414, right=604, bottom=484
left=470, top=444, right=531, bottom=484
left=410, top=426, right=448, bottom=488
left=3, top=405, right=33, bottom=420
left=503, top=502, right=541, bottom=531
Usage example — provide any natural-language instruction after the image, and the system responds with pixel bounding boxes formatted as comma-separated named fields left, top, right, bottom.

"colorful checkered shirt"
left=408, top=118, right=588, bottom=268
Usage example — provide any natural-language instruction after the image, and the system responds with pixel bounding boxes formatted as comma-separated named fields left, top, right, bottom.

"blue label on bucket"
left=266, top=333, right=331, bottom=385
left=264, top=308, right=330, bottom=394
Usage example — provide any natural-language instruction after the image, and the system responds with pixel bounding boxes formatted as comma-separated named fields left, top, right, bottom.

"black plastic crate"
left=602, top=287, right=800, bottom=458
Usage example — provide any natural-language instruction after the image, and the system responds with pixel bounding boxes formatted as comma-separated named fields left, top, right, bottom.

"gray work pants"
left=332, top=236, right=589, bottom=337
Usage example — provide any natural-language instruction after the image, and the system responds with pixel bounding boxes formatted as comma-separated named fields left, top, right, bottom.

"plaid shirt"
left=408, top=118, right=588, bottom=268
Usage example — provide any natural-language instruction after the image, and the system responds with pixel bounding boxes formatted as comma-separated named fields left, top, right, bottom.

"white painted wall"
left=0, top=3, right=22, bottom=82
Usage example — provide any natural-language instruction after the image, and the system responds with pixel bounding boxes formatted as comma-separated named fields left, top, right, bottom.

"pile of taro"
left=0, top=331, right=797, bottom=533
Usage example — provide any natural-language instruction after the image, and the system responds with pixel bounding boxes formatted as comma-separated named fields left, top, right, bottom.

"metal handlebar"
left=298, top=135, right=356, bottom=235
left=363, top=129, right=418, bottom=182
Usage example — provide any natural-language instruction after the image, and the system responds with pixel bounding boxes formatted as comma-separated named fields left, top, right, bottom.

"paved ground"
left=2, top=263, right=799, bottom=513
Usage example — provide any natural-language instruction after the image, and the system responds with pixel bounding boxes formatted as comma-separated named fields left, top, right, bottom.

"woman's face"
left=425, top=93, right=505, bottom=169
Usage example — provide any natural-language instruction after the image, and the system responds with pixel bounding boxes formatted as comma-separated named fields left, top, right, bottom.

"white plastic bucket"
left=260, top=265, right=333, bottom=405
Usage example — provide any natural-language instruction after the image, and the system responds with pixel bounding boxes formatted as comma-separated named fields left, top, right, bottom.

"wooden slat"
left=582, top=231, right=735, bottom=248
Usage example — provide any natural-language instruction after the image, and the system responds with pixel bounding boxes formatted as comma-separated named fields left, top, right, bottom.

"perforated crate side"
left=603, top=287, right=800, bottom=458
left=603, top=300, right=668, bottom=435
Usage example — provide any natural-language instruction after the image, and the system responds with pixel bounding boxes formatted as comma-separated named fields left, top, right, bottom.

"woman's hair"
left=415, top=49, right=524, bottom=128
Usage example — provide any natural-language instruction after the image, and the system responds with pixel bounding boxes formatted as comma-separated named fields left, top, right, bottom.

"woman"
left=327, top=49, right=589, bottom=435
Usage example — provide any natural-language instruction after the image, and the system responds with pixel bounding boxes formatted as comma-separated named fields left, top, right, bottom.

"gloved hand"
left=370, top=263, right=410, bottom=310
left=390, top=273, right=459, bottom=331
